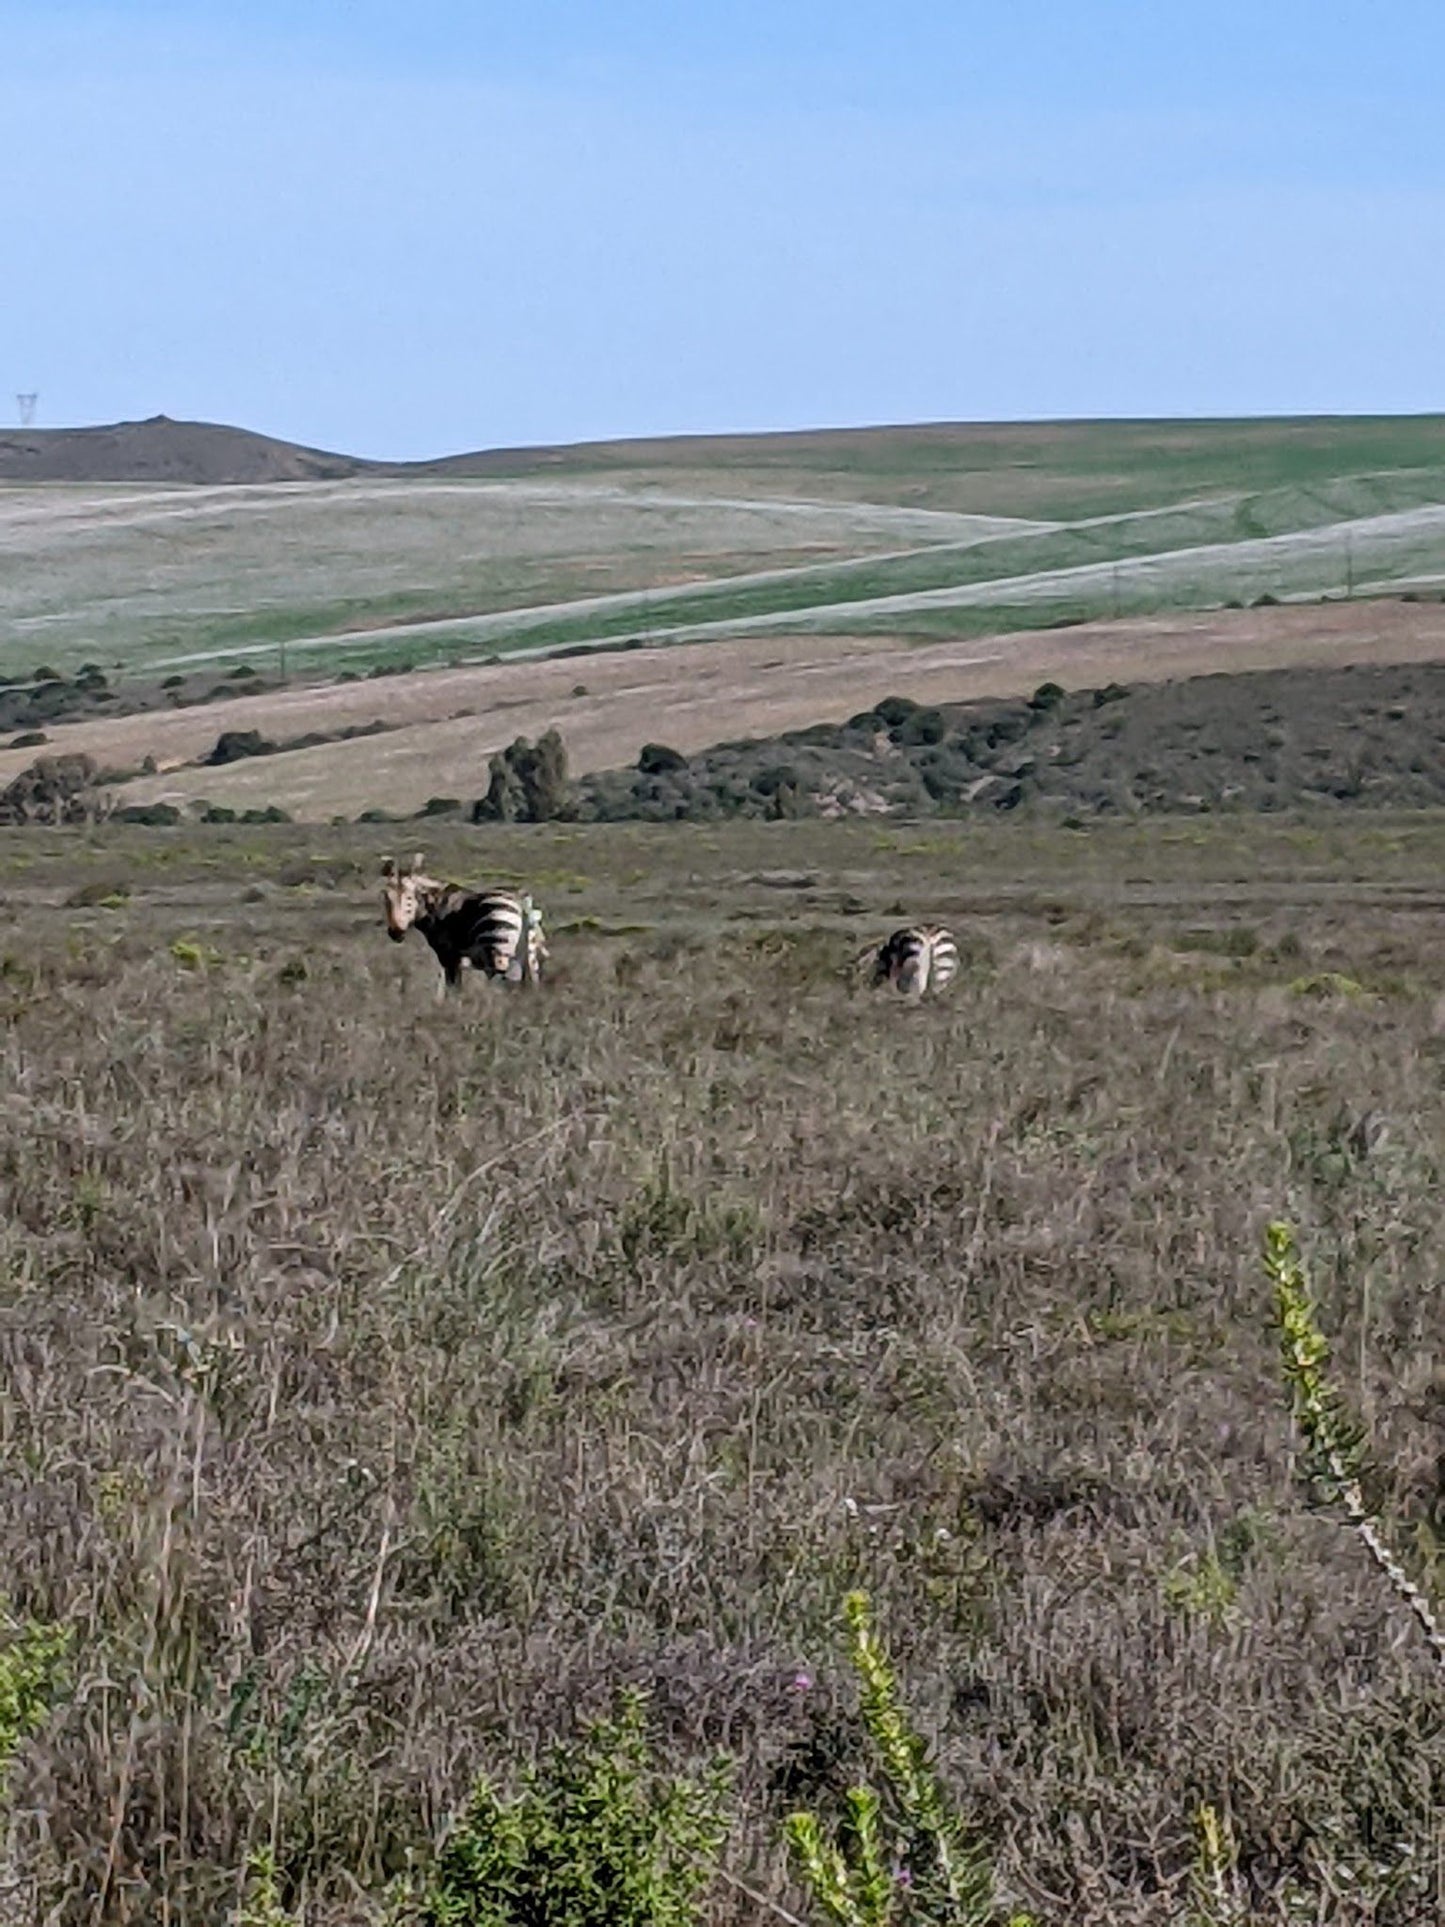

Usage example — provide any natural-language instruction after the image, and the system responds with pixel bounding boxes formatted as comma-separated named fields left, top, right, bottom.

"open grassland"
left=4, top=416, right=1445, bottom=684
left=1, top=814, right=1442, bottom=1924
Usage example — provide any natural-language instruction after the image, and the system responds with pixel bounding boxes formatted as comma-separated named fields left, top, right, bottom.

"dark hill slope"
left=0, top=416, right=370, bottom=485
left=575, top=661, right=1445, bottom=821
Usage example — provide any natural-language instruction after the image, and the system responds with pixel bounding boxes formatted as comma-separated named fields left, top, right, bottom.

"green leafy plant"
left=785, top=1592, right=1031, bottom=1926
left=237, top=1846, right=302, bottom=1927
left=0, top=1604, right=70, bottom=1802
left=170, top=935, right=224, bottom=971
left=1162, top=1549, right=1237, bottom=1629
left=1265, top=1221, right=1445, bottom=1670
left=420, top=1689, right=730, bottom=1927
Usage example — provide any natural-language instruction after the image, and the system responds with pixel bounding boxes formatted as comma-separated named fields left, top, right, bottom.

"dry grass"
left=2, top=815, right=1443, bottom=1924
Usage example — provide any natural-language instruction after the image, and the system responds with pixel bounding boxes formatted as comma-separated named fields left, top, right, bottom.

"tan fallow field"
left=6, top=595, right=1445, bottom=821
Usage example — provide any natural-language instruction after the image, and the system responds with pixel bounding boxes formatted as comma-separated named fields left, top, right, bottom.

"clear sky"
left=3, top=2, right=1443, bottom=458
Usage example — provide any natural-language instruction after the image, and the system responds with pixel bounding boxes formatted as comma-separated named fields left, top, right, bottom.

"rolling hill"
left=4, top=412, right=1445, bottom=819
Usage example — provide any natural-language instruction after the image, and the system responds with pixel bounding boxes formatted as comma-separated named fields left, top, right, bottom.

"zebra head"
left=381, top=853, right=430, bottom=941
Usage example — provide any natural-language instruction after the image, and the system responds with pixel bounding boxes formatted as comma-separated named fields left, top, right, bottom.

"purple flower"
left=789, top=1670, right=813, bottom=1694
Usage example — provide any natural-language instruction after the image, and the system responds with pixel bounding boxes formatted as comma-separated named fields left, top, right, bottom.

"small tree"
left=472, top=730, right=571, bottom=823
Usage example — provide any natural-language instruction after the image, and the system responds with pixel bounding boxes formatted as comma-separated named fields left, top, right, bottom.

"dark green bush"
left=208, top=730, right=275, bottom=765
left=421, top=1692, right=730, bottom=1927
left=873, top=695, right=919, bottom=728
left=473, top=729, right=571, bottom=823
left=638, top=743, right=688, bottom=776
left=111, top=803, right=181, bottom=826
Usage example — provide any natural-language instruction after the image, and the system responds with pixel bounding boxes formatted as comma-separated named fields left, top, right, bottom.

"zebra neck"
left=413, top=879, right=459, bottom=923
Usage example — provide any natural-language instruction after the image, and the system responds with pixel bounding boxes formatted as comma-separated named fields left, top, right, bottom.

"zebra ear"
left=381, top=857, right=396, bottom=878
left=412, top=852, right=425, bottom=874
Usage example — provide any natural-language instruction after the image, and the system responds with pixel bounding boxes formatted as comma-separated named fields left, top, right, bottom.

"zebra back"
left=445, top=888, right=530, bottom=979
left=874, top=924, right=959, bottom=997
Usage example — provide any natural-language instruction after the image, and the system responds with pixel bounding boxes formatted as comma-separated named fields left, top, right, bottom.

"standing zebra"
left=381, top=855, right=547, bottom=999
left=868, top=924, right=959, bottom=998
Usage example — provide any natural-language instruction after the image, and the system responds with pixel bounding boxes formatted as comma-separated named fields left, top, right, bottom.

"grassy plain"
left=2, top=813, right=1442, bottom=1924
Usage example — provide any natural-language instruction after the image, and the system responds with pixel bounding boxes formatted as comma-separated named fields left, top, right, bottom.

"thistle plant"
left=1265, top=1221, right=1445, bottom=1671
left=785, top=1592, right=1031, bottom=1927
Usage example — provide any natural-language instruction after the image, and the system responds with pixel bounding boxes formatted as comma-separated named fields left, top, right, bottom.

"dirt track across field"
left=8, top=598, right=1445, bottom=822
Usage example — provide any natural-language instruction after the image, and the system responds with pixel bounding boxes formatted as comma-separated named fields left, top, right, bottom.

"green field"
left=4, top=416, right=1444, bottom=682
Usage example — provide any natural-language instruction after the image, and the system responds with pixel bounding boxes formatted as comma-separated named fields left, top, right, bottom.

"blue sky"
left=3, top=2, right=1443, bottom=457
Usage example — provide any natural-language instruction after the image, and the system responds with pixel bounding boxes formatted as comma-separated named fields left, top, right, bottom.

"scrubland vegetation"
left=1, top=814, right=1442, bottom=1923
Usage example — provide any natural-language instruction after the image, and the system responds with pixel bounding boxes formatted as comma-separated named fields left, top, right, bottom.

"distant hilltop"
left=0, top=411, right=1108, bottom=487
left=3, top=409, right=1443, bottom=490
left=0, top=414, right=370, bottom=486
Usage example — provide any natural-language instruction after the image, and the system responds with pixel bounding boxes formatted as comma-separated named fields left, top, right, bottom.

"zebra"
left=866, top=924, right=960, bottom=998
left=381, top=855, right=546, bottom=999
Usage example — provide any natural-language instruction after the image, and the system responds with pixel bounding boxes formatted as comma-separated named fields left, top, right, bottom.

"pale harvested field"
left=6, top=416, right=1445, bottom=682
left=22, top=596, right=1445, bottom=821
left=0, top=475, right=1039, bottom=676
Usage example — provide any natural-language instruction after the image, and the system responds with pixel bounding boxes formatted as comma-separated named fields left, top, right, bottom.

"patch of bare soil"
left=6, top=597, right=1445, bottom=821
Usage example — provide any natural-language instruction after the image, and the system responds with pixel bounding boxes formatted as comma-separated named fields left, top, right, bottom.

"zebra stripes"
left=869, top=924, right=960, bottom=998
left=381, top=856, right=956, bottom=1011
left=382, top=855, right=547, bottom=999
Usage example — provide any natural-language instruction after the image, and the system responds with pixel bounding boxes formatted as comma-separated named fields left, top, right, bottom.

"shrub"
left=638, top=743, right=688, bottom=776
left=1028, top=682, right=1066, bottom=712
left=786, top=1593, right=1027, bottom=1927
left=0, top=753, right=99, bottom=825
left=420, top=1690, right=731, bottom=1927
left=0, top=1604, right=70, bottom=1802
left=9, top=731, right=47, bottom=749
left=893, top=709, right=946, bottom=747
left=1265, top=1223, right=1445, bottom=1669
left=473, top=729, right=571, bottom=823
left=112, top=803, right=181, bottom=826
left=208, top=730, right=275, bottom=765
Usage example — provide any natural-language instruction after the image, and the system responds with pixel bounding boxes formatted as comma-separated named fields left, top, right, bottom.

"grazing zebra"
left=867, top=924, right=960, bottom=998
left=381, top=855, right=546, bottom=999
